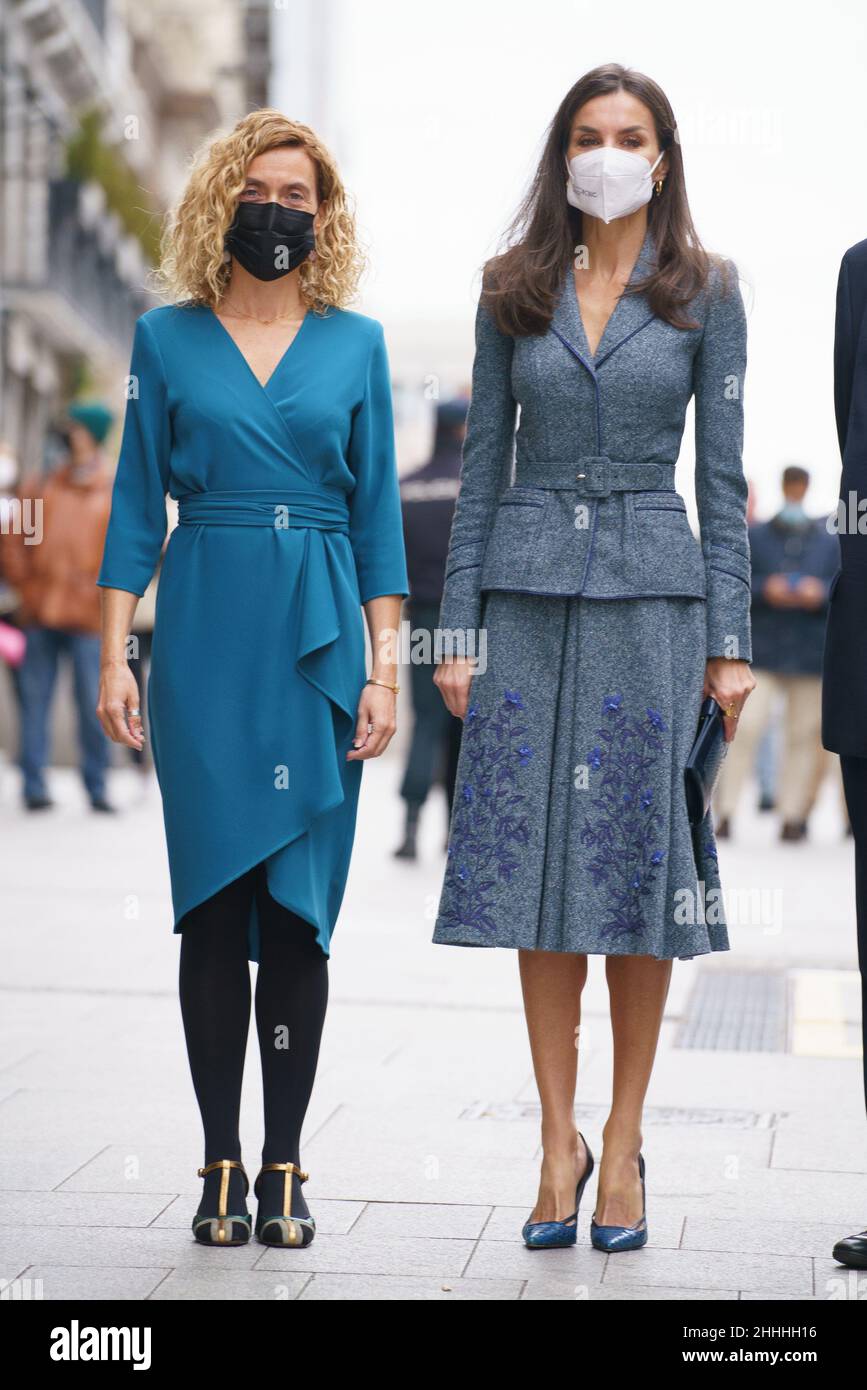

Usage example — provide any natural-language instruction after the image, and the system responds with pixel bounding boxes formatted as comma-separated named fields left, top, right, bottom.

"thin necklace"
left=218, top=301, right=305, bottom=327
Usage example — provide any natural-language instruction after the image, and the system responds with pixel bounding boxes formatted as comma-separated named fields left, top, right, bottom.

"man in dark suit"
left=822, top=240, right=867, bottom=1269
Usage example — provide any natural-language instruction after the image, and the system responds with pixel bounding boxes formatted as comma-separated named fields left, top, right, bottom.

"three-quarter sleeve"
left=97, top=313, right=171, bottom=598
left=347, top=322, right=409, bottom=604
left=437, top=294, right=517, bottom=639
left=693, top=259, right=752, bottom=662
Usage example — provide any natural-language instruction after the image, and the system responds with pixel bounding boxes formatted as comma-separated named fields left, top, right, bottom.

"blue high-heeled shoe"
left=522, top=1133, right=595, bottom=1249
left=590, top=1151, right=648, bottom=1252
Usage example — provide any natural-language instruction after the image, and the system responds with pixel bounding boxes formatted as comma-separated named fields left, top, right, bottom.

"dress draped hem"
left=170, top=790, right=345, bottom=960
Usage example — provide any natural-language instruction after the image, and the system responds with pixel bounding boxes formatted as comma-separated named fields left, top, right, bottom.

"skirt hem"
left=431, top=933, right=729, bottom=961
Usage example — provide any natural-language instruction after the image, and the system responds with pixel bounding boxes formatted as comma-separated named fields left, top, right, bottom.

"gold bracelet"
left=366, top=676, right=400, bottom=694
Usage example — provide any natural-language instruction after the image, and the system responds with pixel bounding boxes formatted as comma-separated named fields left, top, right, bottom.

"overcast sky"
left=273, top=0, right=867, bottom=516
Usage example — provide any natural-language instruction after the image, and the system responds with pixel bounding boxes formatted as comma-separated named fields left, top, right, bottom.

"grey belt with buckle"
left=513, top=455, right=676, bottom=497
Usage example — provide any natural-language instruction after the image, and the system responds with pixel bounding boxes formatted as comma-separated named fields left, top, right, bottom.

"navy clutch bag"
left=684, top=696, right=728, bottom=828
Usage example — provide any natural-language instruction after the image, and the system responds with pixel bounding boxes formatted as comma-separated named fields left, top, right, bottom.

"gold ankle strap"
left=257, top=1161, right=308, bottom=1183
left=197, top=1158, right=249, bottom=1201
left=255, top=1162, right=308, bottom=1214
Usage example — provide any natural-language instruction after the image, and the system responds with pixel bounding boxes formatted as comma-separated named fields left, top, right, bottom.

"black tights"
left=178, top=861, right=328, bottom=1220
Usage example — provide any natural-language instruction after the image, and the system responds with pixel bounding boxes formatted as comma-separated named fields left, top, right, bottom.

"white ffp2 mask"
left=565, top=147, right=665, bottom=224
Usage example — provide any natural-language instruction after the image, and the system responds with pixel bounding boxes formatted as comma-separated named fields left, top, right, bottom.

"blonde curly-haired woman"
left=96, top=111, right=408, bottom=1249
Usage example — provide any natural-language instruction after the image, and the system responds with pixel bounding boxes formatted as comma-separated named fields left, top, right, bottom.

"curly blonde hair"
left=157, top=109, right=365, bottom=310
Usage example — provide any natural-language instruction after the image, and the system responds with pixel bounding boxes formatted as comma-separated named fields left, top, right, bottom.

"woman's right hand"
left=434, top=657, right=476, bottom=720
left=97, top=659, right=144, bottom=750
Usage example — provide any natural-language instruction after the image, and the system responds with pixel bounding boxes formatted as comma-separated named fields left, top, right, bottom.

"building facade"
left=0, top=0, right=249, bottom=478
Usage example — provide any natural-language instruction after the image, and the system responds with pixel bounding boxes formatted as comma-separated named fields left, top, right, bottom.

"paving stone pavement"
left=0, top=743, right=865, bottom=1303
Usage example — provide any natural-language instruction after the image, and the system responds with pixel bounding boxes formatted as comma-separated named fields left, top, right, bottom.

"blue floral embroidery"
left=440, top=689, right=533, bottom=935
left=701, top=822, right=721, bottom=883
left=580, top=695, right=668, bottom=942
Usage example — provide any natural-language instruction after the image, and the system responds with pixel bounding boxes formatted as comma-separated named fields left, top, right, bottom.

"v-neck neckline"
left=569, top=228, right=654, bottom=363
left=206, top=304, right=311, bottom=392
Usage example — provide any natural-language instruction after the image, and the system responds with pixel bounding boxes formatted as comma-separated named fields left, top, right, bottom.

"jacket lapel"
left=551, top=226, right=658, bottom=371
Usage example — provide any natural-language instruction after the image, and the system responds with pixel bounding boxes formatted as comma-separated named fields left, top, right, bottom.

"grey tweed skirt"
left=432, top=591, right=728, bottom=960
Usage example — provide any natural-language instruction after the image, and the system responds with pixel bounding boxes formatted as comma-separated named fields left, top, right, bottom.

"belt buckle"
left=574, top=455, right=611, bottom=498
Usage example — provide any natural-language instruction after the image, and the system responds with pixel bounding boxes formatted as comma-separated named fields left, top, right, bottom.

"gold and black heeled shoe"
left=254, top=1162, right=316, bottom=1247
left=191, top=1159, right=252, bottom=1246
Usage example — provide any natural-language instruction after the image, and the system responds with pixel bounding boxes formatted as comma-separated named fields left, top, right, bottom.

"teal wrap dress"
left=97, top=303, right=409, bottom=961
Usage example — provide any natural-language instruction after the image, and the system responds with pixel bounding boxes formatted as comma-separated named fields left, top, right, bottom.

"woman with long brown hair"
left=434, top=65, right=754, bottom=1251
left=96, top=111, right=408, bottom=1248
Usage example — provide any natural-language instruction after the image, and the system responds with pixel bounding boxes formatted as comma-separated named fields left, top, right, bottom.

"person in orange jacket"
left=1, top=402, right=116, bottom=810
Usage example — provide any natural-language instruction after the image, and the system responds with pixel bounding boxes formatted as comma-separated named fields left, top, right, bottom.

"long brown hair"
left=484, top=65, right=718, bottom=337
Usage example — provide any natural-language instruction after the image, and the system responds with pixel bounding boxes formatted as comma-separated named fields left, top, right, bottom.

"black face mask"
left=224, top=201, right=316, bottom=281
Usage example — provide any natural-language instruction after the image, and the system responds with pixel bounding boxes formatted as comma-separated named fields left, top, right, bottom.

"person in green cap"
left=0, top=400, right=117, bottom=810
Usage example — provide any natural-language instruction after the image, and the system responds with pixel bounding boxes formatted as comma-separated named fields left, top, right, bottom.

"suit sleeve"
left=97, top=315, right=171, bottom=597
left=816, top=522, right=843, bottom=605
left=437, top=294, right=517, bottom=640
left=347, top=322, right=409, bottom=604
left=693, top=260, right=752, bottom=662
left=834, top=254, right=854, bottom=460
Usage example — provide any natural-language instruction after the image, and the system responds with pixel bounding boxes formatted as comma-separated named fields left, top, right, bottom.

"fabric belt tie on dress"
left=177, top=487, right=360, bottom=742
left=513, top=456, right=676, bottom=497
left=177, top=488, right=350, bottom=532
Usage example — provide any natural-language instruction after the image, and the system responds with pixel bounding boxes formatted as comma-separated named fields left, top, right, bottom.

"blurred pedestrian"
left=715, top=466, right=839, bottom=841
left=394, top=396, right=467, bottom=859
left=1, top=402, right=116, bottom=812
left=755, top=716, right=783, bottom=812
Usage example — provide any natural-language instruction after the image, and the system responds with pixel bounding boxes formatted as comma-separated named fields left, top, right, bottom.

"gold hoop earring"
left=654, top=179, right=664, bottom=197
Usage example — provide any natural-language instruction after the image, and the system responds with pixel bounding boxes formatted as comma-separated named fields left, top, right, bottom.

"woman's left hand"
left=346, top=682, right=397, bottom=761
left=703, top=657, right=756, bottom=743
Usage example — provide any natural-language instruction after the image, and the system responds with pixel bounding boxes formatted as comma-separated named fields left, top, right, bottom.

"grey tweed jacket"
left=439, top=228, right=751, bottom=662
